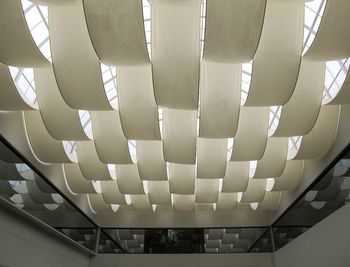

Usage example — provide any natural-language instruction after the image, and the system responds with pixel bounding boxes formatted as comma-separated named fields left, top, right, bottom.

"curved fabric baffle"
left=163, top=108, right=197, bottom=164
left=199, top=61, right=241, bottom=138
left=35, top=66, right=89, bottom=140
left=169, top=163, right=195, bottom=195
left=305, top=0, right=350, bottom=60
left=152, top=0, right=200, bottom=109
left=252, top=137, right=288, bottom=179
left=197, top=138, right=227, bottom=178
left=293, top=105, right=340, bottom=160
left=222, top=161, right=249, bottom=193
left=49, top=2, right=111, bottom=110
left=24, top=111, right=74, bottom=163
left=116, top=164, right=144, bottom=195
left=195, top=179, right=219, bottom=203
left=0, top=0, right=49, bottom=67
left=100, top=181, right=126, bottom=204
left=63, top=164, right=96, bottom=194
left=76, top=141, right=114, bottom=180
left=204, top=0, right=266, bottom=62
left=0, top=63, right=35, bottom=110
left=273, top=61, right=325, bottom=137
left=239, top=179, right=266, bottom=203
left=91, top=111, right=132, bottom=164
left=216, top=193, right=237, bottom=211
left=245, top=0, right=303, bottom=106
left=83, top=0, right=149, bottom=65
left=147, top=181, right=171, bottom=205
left=271, top=160, right=303, bottom=191
left=117, top=65, right=161, bottom=140
left=136, top=141, right=167, bottom=181
left=88, top=194, right=112, bottom=213
left=230, top=107, right=268, bottom=161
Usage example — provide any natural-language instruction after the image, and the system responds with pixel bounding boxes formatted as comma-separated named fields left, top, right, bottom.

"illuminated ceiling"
left=0, top=0, right=350, bottom=226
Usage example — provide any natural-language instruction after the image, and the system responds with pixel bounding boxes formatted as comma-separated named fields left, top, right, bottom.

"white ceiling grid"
left=0, top=0, right=349, bottom=216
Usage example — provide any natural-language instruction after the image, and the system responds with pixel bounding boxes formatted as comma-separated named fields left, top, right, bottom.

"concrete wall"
left=274, top=203, right=350, bottom=267
left=90, top=253, right=273, bottom=267
left=0, top=203, right=91, bottom=267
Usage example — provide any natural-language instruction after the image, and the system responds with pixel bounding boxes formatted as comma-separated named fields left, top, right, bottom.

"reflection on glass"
left=56, top=228, right=97, bottom=251
left=0, top=140, right=97, bottom=252
left=273, top=149, right=350, bottom=250
left=100, top=228, right=271, bottom=254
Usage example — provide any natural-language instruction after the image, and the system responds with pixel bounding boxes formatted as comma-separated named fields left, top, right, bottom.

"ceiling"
left=0, top=0, right=350, bottom=227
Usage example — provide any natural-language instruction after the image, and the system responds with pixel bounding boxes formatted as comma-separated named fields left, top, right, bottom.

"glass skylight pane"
left=241, top=62, right=252, bottom=105
left=268, top=106, right=281, bottom=135
left=21, top=0, right=51, bottom=60
left=323, top=58, right=350, bottom=103
left=303, top=0, right=326, bottom=54
left=142, top=0, right=151, bottom=57
left=79, top=110, right=93, bottom=135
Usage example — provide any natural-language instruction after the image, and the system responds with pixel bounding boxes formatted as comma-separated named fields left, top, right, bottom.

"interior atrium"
left=0, top=0, right=350, bottom=266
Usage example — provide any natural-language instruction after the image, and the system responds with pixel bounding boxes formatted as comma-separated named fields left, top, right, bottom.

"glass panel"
left=99, top=227, right=271, bottom=253
left=273, top=148, right=350, bottom=250
left=0, top=140, right=98, bottom=252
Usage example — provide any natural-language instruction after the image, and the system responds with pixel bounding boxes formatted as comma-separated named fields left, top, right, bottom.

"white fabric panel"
left=199, top=61, right=240, bottom=138
left=245, top=0, right=303, bottom=106
left=252, top=137, right=288, bottom=178
left=0, top=0, right=49, bottom=67
left=27, top=181, right=55, bottom=204
left=63, top=164, right=96, bottom=194
left=230, top=107, right=269, bottom=161
left=216, top=193, right=237, bottom=211
left=329, top=71, right=350, bottom=105
left=222, top=161, right=249, bottom=193
left=116, top=164, right=144, bottom=195
left=204, top=0, right=266, bottom=62
left=100, top=181, right=126, bottom=205
left=271, top=160, right=303, bottom=191
left=273, top=61, right=325, bottom=137
left=24, top=111, right=73, bottom=163
left=195, top=179, right=219, bottom=203
left=49, top=2, right=111, bottom=110
left=239, top=179, right=266, bottom=203
left=130, top=194, right=152, bottom=211
left=0, top=63, right=34, bottom=110
left=163, top=108, right=197, bottom=164
left=0, top=160, right=24, bottom=180
left=34, top=67, right=89, bottom=140
left=305, top=0, right=350, bottom=60
left=169, top=163, right=195, bottom=194
left=254, top=191, right=280, bottom=211
left=173, top=194, right=194, bottom=212
left=197, top=138, right=227, bottom=178
left=136, top=141, right=167, bottom=181
left=117, top=65, right=161, bottom=140
left=147, top=181, right=171, bottom=205
left=76, top=141, right=113, bottom=180
left=88, top=194, right=113, bottom=213
left=152, top=0, right=200, bottom=109
left=83, top=0, right=149, bottom=65
left=293, top=105, right=340, bottom=160
left=91, top=111, right=132, bottom=164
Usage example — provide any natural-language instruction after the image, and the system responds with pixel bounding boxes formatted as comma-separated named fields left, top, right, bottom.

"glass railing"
left=0, top=137, right=98, bottom=252
left=0, top=135, right=349, bottom=254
